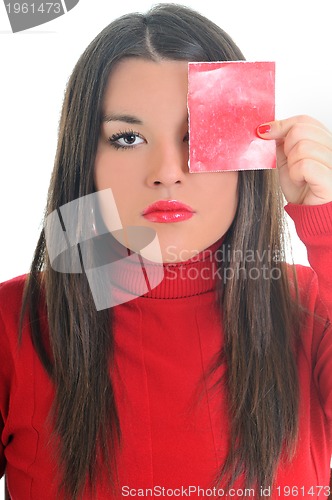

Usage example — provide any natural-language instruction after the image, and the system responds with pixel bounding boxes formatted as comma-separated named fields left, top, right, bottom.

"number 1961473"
left=276, top=485, right=330, bottom=496
left=5, top=3, right=61, bottom=14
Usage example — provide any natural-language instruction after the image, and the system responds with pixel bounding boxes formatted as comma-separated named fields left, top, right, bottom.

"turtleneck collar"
left=88, top=234, right=225, bottom=308
left=92, top=235, right=225, bottom=306
left=140, top=235, right=225, bottom=299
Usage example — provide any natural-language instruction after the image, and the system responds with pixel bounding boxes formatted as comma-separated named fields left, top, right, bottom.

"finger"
left=278, top=158, right=332, bottom=205
left=282, top=124, right=332, bottom=158
left=256, top=114, right=331, bottom=141
left=286, top=139, right=332, bottom=171
left=287, top=158, right=332, bottom=193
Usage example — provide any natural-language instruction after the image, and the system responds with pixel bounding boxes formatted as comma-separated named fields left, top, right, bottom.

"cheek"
left=207, top=173, right=239, bottom=213
left=207, top=174, right=238, bottom=234
left=224, top=175, right=239, bottom=211
left=93, top=149, right=143, bottom=228
left=93, top=147, right=133, bottom=193
left=93, top=145, right=110, bottom=190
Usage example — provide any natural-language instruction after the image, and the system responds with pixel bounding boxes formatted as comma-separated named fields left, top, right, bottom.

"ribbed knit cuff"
left=284, top=200, right=332, bottom=240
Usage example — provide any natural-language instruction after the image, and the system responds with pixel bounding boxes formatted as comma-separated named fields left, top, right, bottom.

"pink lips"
left=142, top=200, right=195, bottom=223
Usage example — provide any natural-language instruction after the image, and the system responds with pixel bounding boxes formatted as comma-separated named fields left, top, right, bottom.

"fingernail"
left=257, top=124, right=271, bottom=135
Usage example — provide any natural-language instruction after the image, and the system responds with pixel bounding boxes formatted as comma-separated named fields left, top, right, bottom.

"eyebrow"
left=102, top=113, right=143, bottom=125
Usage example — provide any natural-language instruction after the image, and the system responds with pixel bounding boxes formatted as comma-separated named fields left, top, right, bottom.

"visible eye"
left=108, top=131, right=145, bottom=150
left=183, top=131, right=189, bottom=143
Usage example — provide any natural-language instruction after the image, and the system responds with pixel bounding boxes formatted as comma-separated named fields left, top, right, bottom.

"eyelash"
left=108, top=130, right=144, bottom=150
left=107, top=130, right=190, bottom=150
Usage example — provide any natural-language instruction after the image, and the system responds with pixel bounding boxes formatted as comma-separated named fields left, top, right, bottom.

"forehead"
left=102, top=58, right=189, bottom=117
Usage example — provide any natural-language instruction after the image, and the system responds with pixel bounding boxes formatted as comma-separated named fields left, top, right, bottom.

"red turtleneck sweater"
left=1, top=201, right=332, bottom=499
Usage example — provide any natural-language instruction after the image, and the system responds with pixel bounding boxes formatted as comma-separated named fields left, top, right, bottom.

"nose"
left=145, top=139, right=189, bottom=188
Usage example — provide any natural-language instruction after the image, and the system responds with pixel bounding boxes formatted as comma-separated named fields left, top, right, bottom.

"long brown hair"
left=20, top=3, right=307, bottom=498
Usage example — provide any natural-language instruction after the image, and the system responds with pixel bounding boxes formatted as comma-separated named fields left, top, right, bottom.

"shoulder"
left=0, top=273, right=28, bottom=295
left=285, top=261, right=330, bottom=345
left=0, top=276, right=30, bottom=388
left=0, top=274, right=28, bottom=319
left=0, top=273, right=49, bottom=374
left=286, top=261, right=322, bottom=309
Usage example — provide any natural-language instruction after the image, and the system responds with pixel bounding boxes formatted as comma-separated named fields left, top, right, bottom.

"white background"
left=0, top=0, right=332, bottom=496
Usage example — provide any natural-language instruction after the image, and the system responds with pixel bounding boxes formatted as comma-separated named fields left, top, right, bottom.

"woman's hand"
left=257, top=115, right=332, bottom=206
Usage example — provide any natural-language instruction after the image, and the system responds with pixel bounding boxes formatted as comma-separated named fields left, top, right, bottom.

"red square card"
left=188, top=61, right=276, bottom=172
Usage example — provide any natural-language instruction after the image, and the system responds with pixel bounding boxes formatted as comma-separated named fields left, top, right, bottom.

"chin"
left=160, top=241, right=201, bottom=264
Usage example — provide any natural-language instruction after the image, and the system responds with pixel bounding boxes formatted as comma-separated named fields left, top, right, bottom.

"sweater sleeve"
left=284, top=200, right=332, bottom=421
left=0, top=306, right=14, bottom=478
left=0, top=275, right=26, bottom=479
left=285, top=200, right=332, bottom=314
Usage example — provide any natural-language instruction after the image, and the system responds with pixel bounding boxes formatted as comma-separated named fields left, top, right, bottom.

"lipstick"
left=142, top=200, right=195, bottom=223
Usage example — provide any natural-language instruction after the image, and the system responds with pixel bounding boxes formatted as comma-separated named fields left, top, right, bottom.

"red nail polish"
left=257, top=124, right=271, bottom=135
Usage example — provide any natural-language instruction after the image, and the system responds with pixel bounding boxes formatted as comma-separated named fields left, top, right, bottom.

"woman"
left=1, top=3, right=331, bottom=499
